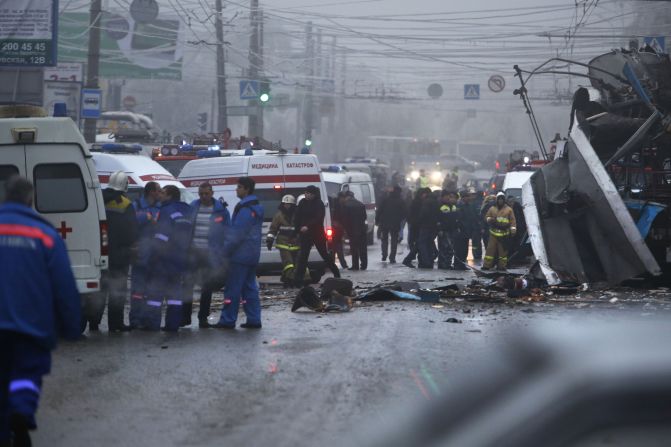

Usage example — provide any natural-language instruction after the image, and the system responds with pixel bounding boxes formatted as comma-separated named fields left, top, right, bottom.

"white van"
left=502, top=171, right=535, bottom=202
left=321, top=169, right=376, bottom=244
left=178, top=152, right=332, bottom=274
left=0, top=115, right=108, bottom=294
left=90, top=144, right=195, bottom=203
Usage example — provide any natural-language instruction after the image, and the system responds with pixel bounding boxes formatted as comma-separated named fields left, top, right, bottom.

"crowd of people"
left=397, top=186, right=516, bottom=272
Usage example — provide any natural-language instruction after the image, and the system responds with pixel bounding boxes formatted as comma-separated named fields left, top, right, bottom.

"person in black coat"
left=417, top=190, right=440, bottom=269
left=402, top=188, right=431, bottom=268
left=293, top=185, right=340, bottom=286
left=331, top=192, right=349, bottom=269
left=86, top=171, right=138, bottom=332
left=342, top=191, right=368, bottom=270
left=376, top=185, right=407, bottom=263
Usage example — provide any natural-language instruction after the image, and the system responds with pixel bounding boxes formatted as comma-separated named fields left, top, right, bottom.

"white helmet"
left=296, top=194, right=306, bottom=204
left=281, top=194, right=296, bottom=204
left=108, top=171, right=129, bottom=192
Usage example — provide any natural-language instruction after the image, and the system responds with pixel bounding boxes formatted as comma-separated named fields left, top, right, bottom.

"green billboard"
left=58, top=12, right=183, bottom=80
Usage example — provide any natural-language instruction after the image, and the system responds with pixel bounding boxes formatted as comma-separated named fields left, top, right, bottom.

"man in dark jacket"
left=143, top=185, right=193, bottom=331
left=402, top=188, right=430, bottom=268
left=293, top=185, right=340, bottom=287
left=417, top=190, right=440, bottom=269
left=376, top=185, right=406, bottom=263
left=85, top=171, right=138, bottom=332
left=330, top=192, right=349, bottom=269
left=215, top=177, right=264, bottom=329
left=0, top=176, right=81, bottom=447
left=343, top=191, right=368, bottom=270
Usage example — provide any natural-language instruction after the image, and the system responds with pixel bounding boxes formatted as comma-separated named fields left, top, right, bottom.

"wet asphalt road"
left=34, top=242, right=671, bottom=446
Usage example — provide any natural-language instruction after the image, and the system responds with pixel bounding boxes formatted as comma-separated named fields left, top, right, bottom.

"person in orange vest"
left=482, top=192, right=516, bottom=271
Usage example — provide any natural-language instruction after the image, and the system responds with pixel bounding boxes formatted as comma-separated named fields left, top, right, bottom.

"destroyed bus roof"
left=522, top=114, right=660, bottom=286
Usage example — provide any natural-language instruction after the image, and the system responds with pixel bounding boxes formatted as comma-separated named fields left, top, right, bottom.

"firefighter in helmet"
left=482, top=192, right=516, bottom=271
left=266, top=194, right=302, bottom=285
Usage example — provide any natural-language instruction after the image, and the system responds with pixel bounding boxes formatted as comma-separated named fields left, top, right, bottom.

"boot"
left=10, top=414, right=31, bottom=447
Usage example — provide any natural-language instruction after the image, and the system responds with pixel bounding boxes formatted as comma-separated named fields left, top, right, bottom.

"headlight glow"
left=431, top=171, right=443, bottom=182
left=410, top=170, right=420, bottom=180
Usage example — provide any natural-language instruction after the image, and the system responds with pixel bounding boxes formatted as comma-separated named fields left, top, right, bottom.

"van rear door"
left=26, top=144, right=102, bottom=291
left=0, top=145, right=25, bottom=201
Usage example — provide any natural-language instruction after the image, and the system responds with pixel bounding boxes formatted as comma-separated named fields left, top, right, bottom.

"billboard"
left=58, top=12, right=183, bottom=80
left=0, top=0, right=58, bottom=66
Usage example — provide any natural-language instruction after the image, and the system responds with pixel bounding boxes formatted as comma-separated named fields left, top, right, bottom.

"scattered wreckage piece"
left=291, top=279, right=356, bottom=313
left=522, top=116, right=661, bottom=286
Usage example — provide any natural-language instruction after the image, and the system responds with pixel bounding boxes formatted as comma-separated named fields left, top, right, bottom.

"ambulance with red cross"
left=0, top=110, right=108, bottom=295
left=178, top=152, right=333, bottom=273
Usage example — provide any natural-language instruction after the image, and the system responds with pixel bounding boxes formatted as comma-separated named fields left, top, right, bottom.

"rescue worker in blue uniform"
left=0, top=177, right=81, bottom=447
left=214, top=177, right=264, bottom=329
left=129, top=181, right=161, bottom=329
left=183, top=182, right=231, bottom=328
left=143, top=185, right=193, bottom=332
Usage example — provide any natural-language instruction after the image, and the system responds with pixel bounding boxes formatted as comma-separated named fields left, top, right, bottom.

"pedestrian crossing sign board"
left=239, top=80, right=260, bottom=100
left=643, top=36, right=666, bottom=53
left=464, top=84, right=480, bottom=100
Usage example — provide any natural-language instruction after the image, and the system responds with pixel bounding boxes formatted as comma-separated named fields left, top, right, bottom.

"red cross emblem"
left=58, top=221, right=73, bottom=239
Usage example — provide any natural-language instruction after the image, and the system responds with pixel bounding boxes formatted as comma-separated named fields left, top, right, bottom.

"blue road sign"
left=464, top=84, right=480, bottom=100
left=80, top=88, right=102, bottom=118
left=643, top=36, right=665, bottom=53
left=239, top=80, right=260, bottom=100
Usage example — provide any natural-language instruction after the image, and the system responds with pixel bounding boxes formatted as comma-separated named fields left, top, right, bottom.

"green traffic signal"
left=259, top=79, right=271, bottom=103
left=259, top=93, right=270, bottom=103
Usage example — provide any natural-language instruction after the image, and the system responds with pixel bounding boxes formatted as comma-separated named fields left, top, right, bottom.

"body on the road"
left=0, top=176, right=81, bottom=446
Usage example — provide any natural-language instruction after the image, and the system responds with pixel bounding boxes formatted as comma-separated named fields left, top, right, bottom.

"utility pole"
left=303, top=21, right=314, bottom=146
left=83, top=0, right=102, bottom=143
left=328, top=36, right=336, bottom=136
left=337, top=47, right=347, bottom=156
left=215, top=0, right=228, bottom=132
left=314, top=29, right=322, bottom=133
left=247, top=0, right=262, bottom=138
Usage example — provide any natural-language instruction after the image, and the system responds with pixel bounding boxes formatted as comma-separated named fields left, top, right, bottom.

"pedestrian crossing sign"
left=464, top=84, right=480, bottom=100
left=643, top=36, right=666, bottom=54
left=239, top=80, right=260, bottom=100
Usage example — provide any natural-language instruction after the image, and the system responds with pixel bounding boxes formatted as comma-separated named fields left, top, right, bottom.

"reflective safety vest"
left=418, top=176, right=430, bottom=189
left=485, top=204, right=516, bottom=238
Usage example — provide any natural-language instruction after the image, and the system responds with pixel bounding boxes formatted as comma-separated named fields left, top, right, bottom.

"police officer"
left=437, top=190, right=460, bottom=270
left=376, top=185, right=406, bottom=263
left=266, top=194, right=301, bottom=285
left=214, top=177, right=264, bottom=329
left=293, top=185, right=341, bottom=287
left=0, top=177, right=81, bottom=447
left=143, top=185, right=193, bottom=331
left=343, top=191, right=368, bottom=270
left=183, top=182, right=230, bottom=328
left=129, top=181, right=161, bottom=329
left=483, top=192, right=517, bottom=271
left=86, top=171, right=138, bottom=332
left=416, top=169, right=430, bottom=189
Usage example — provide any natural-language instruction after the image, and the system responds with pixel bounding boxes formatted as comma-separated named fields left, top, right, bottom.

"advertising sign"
left=0, top=0, right=58, bottom=66
left=44, top=62, right=84, bottom=82
left=58, top=12, right=183, bottom=80
left=43, top=81, right=81, bottom=121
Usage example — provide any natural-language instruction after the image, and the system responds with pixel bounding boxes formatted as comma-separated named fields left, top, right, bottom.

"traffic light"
left=197, top=112, right=207, bottom=132
left=259, top=79, right=271, bottom=103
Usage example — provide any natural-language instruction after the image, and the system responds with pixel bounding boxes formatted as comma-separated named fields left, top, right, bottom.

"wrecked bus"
left=515, top=46, right=671, bottom=285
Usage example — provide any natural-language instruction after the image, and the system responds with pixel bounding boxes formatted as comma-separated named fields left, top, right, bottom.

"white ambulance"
left=321, top=167, right=377, bottom=244
left=90, top=143, right=195, bottom=203
left=0, top=110, right=108, bottom=294
left=178, top=152, right=333, bottom=274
